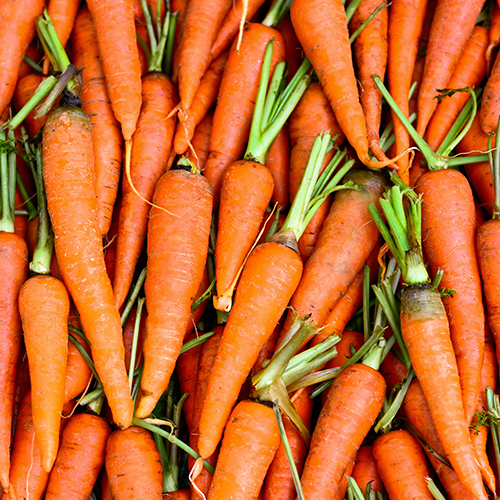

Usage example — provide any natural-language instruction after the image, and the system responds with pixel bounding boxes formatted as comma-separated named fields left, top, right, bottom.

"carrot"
left=43, top=105, right=134, bottom=429
left=372, top=429, right=434, bottom=499
left=206, top=400, right=280, bottom=500
left=290, top=0, right=402, bottom=168
left=104, top=195, right=121, bottom=284
left=123, top=306, right=145, bottom=374
left=45, top=413, right=110, bottom=500
left=64, top=329, right=92, bottom=404
left=351, top=446, right=385, bottom=495
left=18, top=275, right=69, bottom=472
left=380, top=351, right=408, bottom=395
left=487, top=4, right=500, bottom=71
left=11, top=342, right=30, bottom=445
left=426, top=25, right=488, bottom=151
left=13, top=74, right=48, bottom=138
left=263, top=125, right=290, bottom=210
left=86, top=0, right=142, bottom=142
left=18, top=41, right=43, bottom=81
left=136, top=22, right=150, bottom=77
left=175, top=0, right=232, bottom=118
left=213, top=160, right=275, bottom=311
left=481, top=50, right=500, bottom=135
left=350, top=0, right=389, bottom=162
left=106, top=426, right=163, bottom=499
left=101, top=469, right=113, bottom=500
left=277, top=15, right=304, bottom=79
left=300, top=364, right=386, bottom=498
left=0, top=0, right=44, bottom=118
left=163, top=491, right=191, bottom=500
left=71, top=6, right=124, bottom=236
left=135, top=163, right=213, bottom=418
left=415, top=169, right=486, bottom=425
left=186, top=111, right=213, bottom=171
left=416, top=0, right=487, bottom=137
left=202, top=23, right=285, bottom=202
left=387, top=0, right=429, bottom=182
left=173, top=51, right=228, bottom=155
left=112, top=72, right=177, bottom=311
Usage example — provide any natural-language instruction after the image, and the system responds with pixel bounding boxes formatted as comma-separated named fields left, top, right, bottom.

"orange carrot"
left=416, top=0, right=487, bottom=137
left=186, top=111, right=213, bottom=171
left=86, top=0, right=142, bottom=142
left=45, top=413, right=111, bottom=500
left=481, top=49, right=500, bottom=135
left=135, top=165, right=213, bottom=418
left=277, top=15, right=304, bottom=79
left=71, top=6, right=124, bottom=236
left=106, top=426, right=163, bottom=499
left=43, top=105, right=134, bottom=429
left=0, top=0, right=44, bottom=118
left=351, top=446, right=385, bottom=495
left=64, top=329, right=92, bottom=404
left=380, top=351, right=408, bottom=394
left=263, top=125, right=290, bottom=210
left=487, top=4, right=500, bottom=71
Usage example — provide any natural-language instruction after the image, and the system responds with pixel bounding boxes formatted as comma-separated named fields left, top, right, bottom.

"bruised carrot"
left=186, top=111, right=213, bottom=171
left=0, top=0, right=45, bottom=118
left=71, top=6, right=124, bottom=236
left=43, top=105, right=134, bottom=429
left=135, top=164, right=213, bottom=418
left=45, top=413, right=110, bottom=500
left=351, top=446, right=385, bottom=495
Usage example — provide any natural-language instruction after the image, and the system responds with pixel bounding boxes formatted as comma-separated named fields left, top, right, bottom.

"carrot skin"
left=0, top=233, right=28, bottom=491
left=63, top=329, right=92, bottom=404
left=300, top=364, right=386, bottom=499
left=136, top=168, right=213, bottom=418
left=186, top=111, right=213, bottom=171
left=266, top=126, right=290, bottom=210
left=43, top=105, right=134, bottom=429
left=45, top=413, right=111, bottom=500
left=277, top=15, right=304, bottom=79
left=487, top=4, right=500, bottom=71
left=352, top=446, right=385, bottom=495
left=481, top=49, right=500, bottom=135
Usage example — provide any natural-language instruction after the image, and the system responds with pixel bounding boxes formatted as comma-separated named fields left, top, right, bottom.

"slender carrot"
left=481, top=50, right=500, bottom=135
left=351, top=446, right=385, bottom=495
left=0, top=0, right=45, bottom=118
left=135, top=164, right=213, bottom=418
left=71, top=6, right=124, bottom=236
left=45, top=413, right=111, bottom=500
left=265, top=125, right=290, bottom=210
left=64, top=329, right=92, bottom=404
left=487, top=4, right=500, bottom=71
left=416, top=0, right=487, bottom=137
left=43, top=105, right=134, bottom=428
left=86, top=0, right=142, bottom=142
left=186, top=111, right=213, bottom=171
left=426, top=25, right=488, bottom=151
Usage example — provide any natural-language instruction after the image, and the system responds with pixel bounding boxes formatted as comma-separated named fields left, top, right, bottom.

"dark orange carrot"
left=481, top=50, right=500, bottom=135
left=106, top=426, right=163, bottom=499
left=380, top=351, right=408, bottom=395
left=352, top=446, right=385, bottom=495
left=45, top=413, right=111, bottom=500
left=264, top=125, right=290, bottom=210
left=0, top=0, right=45, bottom=118
left=17, top=41, right=43, bottom=81
left=86, top=0, right=142, bottom=142
left=13, top=74, right=48, bottom=138
left=101, top=470, right=113, bottom=500
left=135, top=165, right=213, bottom=418
left=186, top=111, right=213, bottom=171
left=372, top=429, right=434, bottom=499
left=350, top=0, right=388, bottom=162
left=173, top=51, right=228, bottom=155
left=426, top=25, right=488, bottom=151
left=487, top=4, right=500, bottom=71
left=416, top=0, right=487, bottom=137
left=202, top=23, right=285, bottom=202
left=253, top=318, right=284, bottom=375
left=18, top=275, right=70, bottom=472
left=387, top=0, right=429, bottom=182
left=277, top=15, right=304, bottom=79
left=71, top=6, right=124, bottom=236
left=43, top=105, right=134, bottom=429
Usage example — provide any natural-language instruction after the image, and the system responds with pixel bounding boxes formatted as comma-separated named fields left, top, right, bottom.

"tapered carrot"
left=416, top=0, right=487, bottom=137
left=86, top=0, right=142, bottom=142
left=426, top=25, right=488, bottom=151
left=387, top=0, right=429, bottom=182
left=43, top=105, right=134, bottom=429
left=71, top=6, right=124, bottom=236
left=135, top=164, right=213, bottom=418
left=186, top=111, right=213, bottom=171
left=18, top=275, right=69, bottom=472
left=352, top=446, right=385, bottom=495
left=0, top=0, right=44, bottom=118
left=106, top=426, right=163, bottom=499
left=173, top=51, right=228, bottom=155
left=45, top=413, right=110, bottom=500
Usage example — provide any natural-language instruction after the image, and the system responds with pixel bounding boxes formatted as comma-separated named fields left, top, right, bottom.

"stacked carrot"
left=3, top=0, right=500, bottom=498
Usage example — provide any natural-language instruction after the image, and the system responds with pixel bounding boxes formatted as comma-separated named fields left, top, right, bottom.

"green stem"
left=121, top=267, right=147, bottom=326
left=15, top=171, right=37, bottom=220
left=0, top=130, right=15, bottom=233
left=490, top=116, right=500, bottom=219
left=262, top=0, right=294, bottom=28
left=163, top=12, right=178, bottom=77
left=68, top=334, right=99, bottom=381
left=23, top=55, right=43, bottom=74
left=153, top=430, right=176, bottom=493
left=345, top=0, right=362, bottom=23
left=79, top=387, right=104, bottom=406
left=346, top=477, right=367, bottom=500
left=128, top=298, right=145, bottom=391
left=427, top=479, right=448, bottom=500
left=349, top=0, right=389, bottom=44
left=87, top=382, right=105, bottom=415
left=486, top=386, right=500, bottom=485
left=180, top=331, right=215, bottom=354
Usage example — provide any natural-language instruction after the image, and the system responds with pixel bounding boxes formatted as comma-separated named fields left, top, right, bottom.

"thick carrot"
left=207, top=400, right=280, bottom=500
left=372, top=429, right=434, bottom=499
left=173, top=51, right=228, bottom=155
left=86, top=0, right=142, bottom=142
left=265, top=125, right=290, bottom=210
left=176, top=0, right=232, bottom=117
left=351, top=446, right=385, bottom=495
left=350, top=0, right=388, bottom=162
left=426, top=25, right=488, bottom=151
left=13, top=74, right=48, bottom=138
left=387, top=0, right=429, bottom=182
left=71, top=6, right=124, bottom=236
left=213, top=160, right=275, bottom=311
left=106, top=426, right=163, bottom=499
left=416, top=0, right=487, bottom=137
left=43, top=105, right=134, bottom=429
left=186, top=111, right=213, bottom=171
left=0, top=233, right=28, bottom=491
left=45, top=413, right=110, bottom=500
left=202, top=23, right=285, bottom=202
left=18, top=275, right=69, bottom=472
left=300, top=364, right=386, bottom=498
left=135, top=165, right=213, bottom=418
left=0, top=0, right=44, bottom=118
left=416, top=169, right=485, bottom=425
left=112, top=72, right=177, bottom=310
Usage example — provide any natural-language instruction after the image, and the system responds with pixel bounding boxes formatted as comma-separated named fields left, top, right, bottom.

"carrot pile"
left=4, top=0, right=500, bottom=499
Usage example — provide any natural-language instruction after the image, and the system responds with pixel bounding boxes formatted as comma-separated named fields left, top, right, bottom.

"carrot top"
left=0, top=130, right=16, bottom=233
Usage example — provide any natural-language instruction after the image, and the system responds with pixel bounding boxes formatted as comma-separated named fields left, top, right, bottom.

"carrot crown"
left=0, top=130, right=17, bottom=233
left=262, top=0, right=294, bottom=28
